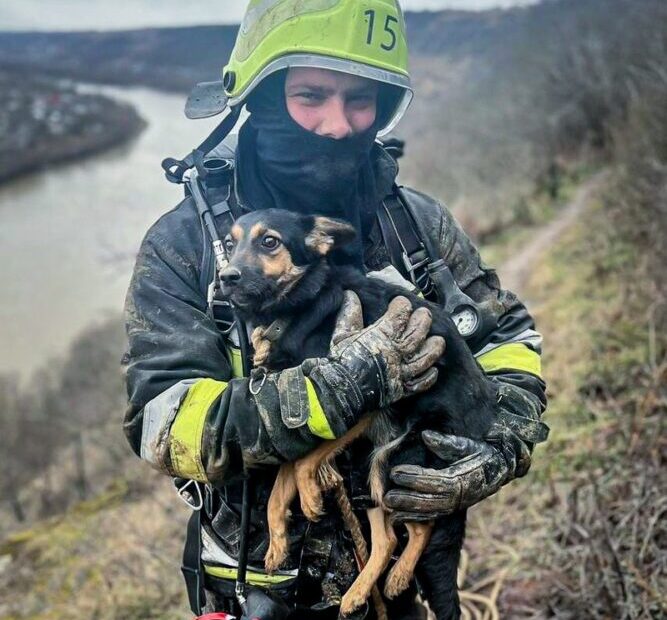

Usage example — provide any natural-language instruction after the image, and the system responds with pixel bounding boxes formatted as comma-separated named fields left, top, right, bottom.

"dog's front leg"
left=265, top=462, right=297, bottom=573
left=294, top=417, right=373, bottom=521
left=340, top=507, right=397, bottom=616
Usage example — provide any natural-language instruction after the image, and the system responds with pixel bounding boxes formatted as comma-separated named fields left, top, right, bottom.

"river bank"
left=0, top=69, right=146, bottom=184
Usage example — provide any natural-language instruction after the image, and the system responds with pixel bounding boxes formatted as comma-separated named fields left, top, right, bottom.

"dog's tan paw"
left=340, top=586, right=369, bottom=617
left=317, top=461, right=342, bottom=491
left=383, top=564, right=412, bottom=599
left=264, top=538, right=288, bottom=573
left=299, top=488, right=324, bottom=521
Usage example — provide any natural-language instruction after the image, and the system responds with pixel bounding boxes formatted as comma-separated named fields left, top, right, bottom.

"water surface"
left=0, top=85, right=222, bottom=377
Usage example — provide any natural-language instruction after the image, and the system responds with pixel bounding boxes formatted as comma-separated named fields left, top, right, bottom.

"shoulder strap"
left=181, top=506, right=205, bottom=614
left=379, top=187, right=495, bottom=343
left=378, top=187, right=436, bottom=300
left=186, top=169, right=239, bottom=339
left=162, top=107, right=241, bottom=184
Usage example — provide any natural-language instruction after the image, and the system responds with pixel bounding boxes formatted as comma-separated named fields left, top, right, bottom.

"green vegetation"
left=0, top=0, right=665, bottom=617
left=464, top=12, right=667, bottom=615
left=0, top=477, right=189, bottom=619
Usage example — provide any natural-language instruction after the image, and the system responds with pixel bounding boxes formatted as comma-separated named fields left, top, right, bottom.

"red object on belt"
left=194, top=614, right=236, bottom=620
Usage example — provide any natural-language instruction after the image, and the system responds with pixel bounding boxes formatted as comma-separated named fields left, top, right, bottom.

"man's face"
left=284, top=67, right=379, bottom=139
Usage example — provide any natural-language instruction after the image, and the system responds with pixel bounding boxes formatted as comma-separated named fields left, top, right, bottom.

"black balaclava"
left=236, top=70, right=386, bottom=267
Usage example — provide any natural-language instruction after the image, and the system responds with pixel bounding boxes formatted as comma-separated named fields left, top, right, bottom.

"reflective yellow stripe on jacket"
left=169, top=378, right=227, bottom=481
left=228, top=345, right=333, bottom=440
left=204, top=564, right=296, bottom=586
left=477, top=343, right=542, bottom=378
left=228, top=346, right=245, bottom=379
left=305, top=378, right=335, bottom=440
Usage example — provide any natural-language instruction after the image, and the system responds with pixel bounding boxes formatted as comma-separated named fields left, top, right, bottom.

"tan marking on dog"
left=249, top=222, right=267, bottom=240
left=384, top=521, right=434, bottom=599
left=341, top=507, right=397, bottom=616
left=249, top=226, right=293, bottom=279
left=305, top=228, right=335, bottom=255
left=265, top=462, right=297, bottom=573
left=305, top=216, right=356, bottom=255
left=293, top=416, right=373, bottom=521
left=230, top=224, right=244, bottom=241
left=259, top=247, right=292, bottom=277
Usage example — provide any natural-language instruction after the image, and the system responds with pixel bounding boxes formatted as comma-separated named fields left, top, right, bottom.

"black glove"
left=383, top=389, right=549, bottom=521
left=304, top=292, right=445, bottom=428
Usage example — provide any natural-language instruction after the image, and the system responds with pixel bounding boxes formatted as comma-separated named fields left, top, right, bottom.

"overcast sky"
left=1, top=1, right=538, bottom=31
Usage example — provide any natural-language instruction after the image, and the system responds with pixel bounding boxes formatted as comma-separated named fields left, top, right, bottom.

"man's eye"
left=348, top=95, right=375, bottom=108
left=261, top=236, right=281, bottom=250
left=296, top=92, right=323, bottom=103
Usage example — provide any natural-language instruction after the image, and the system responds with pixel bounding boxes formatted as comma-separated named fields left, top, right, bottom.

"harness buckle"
left=175, top=478, right=204, bottom=511
left=401, top=251, right=429, bottom=278
left=207, top=282, right=237, bottom=335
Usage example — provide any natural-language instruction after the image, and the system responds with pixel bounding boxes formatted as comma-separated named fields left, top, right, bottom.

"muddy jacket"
left=122, top=141, right=546, bottom=595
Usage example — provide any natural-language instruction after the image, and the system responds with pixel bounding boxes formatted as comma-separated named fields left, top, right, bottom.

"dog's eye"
left=261, top=235, right=281, bottom=250
left=224, top=237, right=234, bottom=253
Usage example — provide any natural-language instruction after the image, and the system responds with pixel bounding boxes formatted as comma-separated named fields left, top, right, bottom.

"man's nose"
left=319, top=97, right=353, bottom=139
left=219, top=266, right=241, bottom=283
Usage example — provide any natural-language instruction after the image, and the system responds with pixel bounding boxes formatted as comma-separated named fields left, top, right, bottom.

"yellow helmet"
left=186, top=0, right=412, bottom=136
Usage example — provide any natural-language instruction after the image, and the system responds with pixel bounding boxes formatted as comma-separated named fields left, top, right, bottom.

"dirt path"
left=498, top=170, right=609, bottom=295
left=448, top=170, right=611, bottom=620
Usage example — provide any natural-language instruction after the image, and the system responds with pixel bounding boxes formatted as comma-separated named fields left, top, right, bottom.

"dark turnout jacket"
left=122, top=142, right=546, bottom=590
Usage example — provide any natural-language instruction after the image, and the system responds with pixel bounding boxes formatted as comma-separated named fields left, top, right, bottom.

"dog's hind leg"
left=294, top=415, right=372, bottom=521
left=340, top=507, right=397, bottom=617
left=265, top=462, right=297, bottom=573
left=384, top=521, right=434, bottom=599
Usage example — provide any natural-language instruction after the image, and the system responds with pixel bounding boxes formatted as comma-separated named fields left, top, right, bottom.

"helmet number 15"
left=364, top=10, right=398, bottom=51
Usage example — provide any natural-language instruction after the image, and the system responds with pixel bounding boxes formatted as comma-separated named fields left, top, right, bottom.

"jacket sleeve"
left=403, top=188, right=547, bottom=441
left=122, top=205, right=344, bottom=486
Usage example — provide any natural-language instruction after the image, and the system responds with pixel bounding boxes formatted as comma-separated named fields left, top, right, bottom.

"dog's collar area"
left=261, top=318, right=291, bottom=343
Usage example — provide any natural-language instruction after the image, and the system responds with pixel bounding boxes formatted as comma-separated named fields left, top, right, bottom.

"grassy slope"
left=0, top=474, right=190, bottom=619
left=463, top=174, right=666, bottom=618
left=0, top=171, right=651, bottom=620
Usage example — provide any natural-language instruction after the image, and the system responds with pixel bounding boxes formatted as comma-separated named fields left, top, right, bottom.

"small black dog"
left=220, top=209, right=498, bottom=619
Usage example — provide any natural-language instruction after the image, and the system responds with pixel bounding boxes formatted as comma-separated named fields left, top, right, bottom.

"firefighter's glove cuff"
left=303, top=292, right=444, bottom=424
left=383, top=424, right=530, bottom=518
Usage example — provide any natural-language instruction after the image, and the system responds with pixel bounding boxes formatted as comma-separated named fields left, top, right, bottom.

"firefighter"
left=123, top=1, right=548, bottom=617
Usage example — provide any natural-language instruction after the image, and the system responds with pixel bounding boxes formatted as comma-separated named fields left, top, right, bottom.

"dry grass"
left=0, top=473, right=191, bottom=619
left=460, top=174, right=667, bottom=618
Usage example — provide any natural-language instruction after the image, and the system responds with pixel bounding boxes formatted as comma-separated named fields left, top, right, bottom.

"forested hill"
left=0, top=0, right=644, bottom=92
left=2, top=0, right=661, bottom=221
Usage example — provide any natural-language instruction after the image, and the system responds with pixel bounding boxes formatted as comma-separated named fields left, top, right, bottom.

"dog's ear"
left=305, top=216, right=357, bottom=256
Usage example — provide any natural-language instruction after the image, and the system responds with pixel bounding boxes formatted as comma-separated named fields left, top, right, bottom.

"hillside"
left=2, top=0, right=662, bottom=226
left=1, top=0, right=665, bottom=617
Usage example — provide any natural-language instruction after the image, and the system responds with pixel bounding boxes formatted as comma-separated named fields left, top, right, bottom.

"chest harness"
left=161, top=115, right=489, bottom=618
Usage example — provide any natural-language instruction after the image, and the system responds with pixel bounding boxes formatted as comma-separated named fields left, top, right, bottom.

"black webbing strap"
left=162, top=106, right=241, bottom=184
left=378, top=188, right=436, bottom=299
left=182, top=507, right=205, bottom=615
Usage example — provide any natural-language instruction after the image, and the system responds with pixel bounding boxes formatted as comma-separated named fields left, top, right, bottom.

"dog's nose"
left=220, top=266, right=241, bottom=283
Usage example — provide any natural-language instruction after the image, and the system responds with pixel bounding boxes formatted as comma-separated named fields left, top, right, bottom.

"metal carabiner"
left=249, top=367, right=268, bottom=395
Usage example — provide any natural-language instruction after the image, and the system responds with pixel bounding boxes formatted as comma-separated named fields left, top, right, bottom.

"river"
left=0, top=85, right=223, bottom=377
